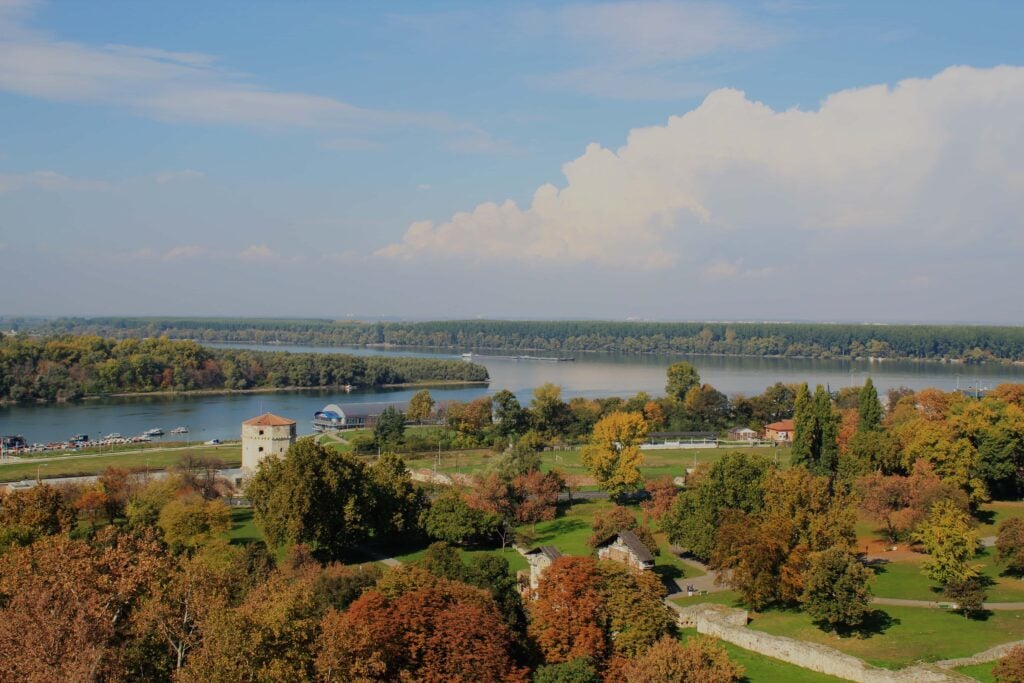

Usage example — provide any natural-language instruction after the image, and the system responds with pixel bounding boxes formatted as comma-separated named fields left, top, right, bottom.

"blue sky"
left=1, top=0, right=1023, bottom=322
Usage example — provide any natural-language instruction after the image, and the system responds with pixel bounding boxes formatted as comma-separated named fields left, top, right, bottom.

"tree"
left=531, top=383, right=571, bottom=438
left=801, top=547, right=873, bottom=631
left=665, top=361, right=700, bottom=401
left=407, top=389, right=435, bottom=423
left=424, top=490, right=498, bottom=546
left=316, top=574, right=527, bottom=683
left=75, top=487, right=112, bottom=529
left=373, top=405, right=406, bottom=450
left=996, top=517, right=1024, bottom=575
left=640, top=476, right=678, bottom=523
left=660, top=451, right=771, bottom=561
left=514, top=469, right=563, bottom=531
left=496, top=433, right=544, bottom=482
left=580, top=412, right=648, bottom=500
left=912, top=499, right=981, bottom=587
left=533, top=658, right=600, bottom=683
left=944, top=577, right=987, bottom=618
left=493, top=389, right=530, bottom=438
left=622, top=635, right=744, bottom=683
left=857, top=378, right=883, bottom=432
left=994, top=644, right=1024, bottom=682
left=683, top=384, right=731, bottom=429
left=792, top=384, right=840, bottom=477
left=856, top=471, right=911, bottom=543
left=528, top=557, right=608, bottom=666
left=247, top=438, right=374, bottom=559
left=366, top=452, right=427, bottom=537
left=468, top=473, right=519, bottom=549
left=597, top=560, right=674, bottom=658
left=0, top=483, right=74, bottom=548
left=157, top=494, right=232, bottom=552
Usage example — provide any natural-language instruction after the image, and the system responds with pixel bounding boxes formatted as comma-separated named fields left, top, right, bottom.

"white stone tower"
left=241, top=413, right=296, bottom=471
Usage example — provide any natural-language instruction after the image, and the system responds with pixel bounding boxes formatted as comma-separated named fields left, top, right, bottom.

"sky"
left=1, top=0, right=1023, bottom=324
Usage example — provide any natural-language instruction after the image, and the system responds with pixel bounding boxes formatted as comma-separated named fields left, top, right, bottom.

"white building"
left=241, top=413, right=296, bottom=471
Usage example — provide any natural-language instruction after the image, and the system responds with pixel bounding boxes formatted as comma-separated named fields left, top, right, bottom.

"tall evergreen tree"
left=792, top=384, right=839, bottom=476
left=856, top=378, right=883, bottom=432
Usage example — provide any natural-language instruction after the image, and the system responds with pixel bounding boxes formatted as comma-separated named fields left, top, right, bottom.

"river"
left=3, top=343, right=1023, bottom=444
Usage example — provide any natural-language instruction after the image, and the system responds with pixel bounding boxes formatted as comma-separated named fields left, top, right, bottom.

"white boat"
left=144, top=428, right=165, bottom=437
left=170, top=426, right=189, bottom=434
left=103, top=433, right=122, bottom=440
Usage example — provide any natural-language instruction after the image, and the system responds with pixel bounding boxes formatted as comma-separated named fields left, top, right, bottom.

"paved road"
left=872, top=596, right=1024, bottom=611
left=1, top=441, right=233, bottom=465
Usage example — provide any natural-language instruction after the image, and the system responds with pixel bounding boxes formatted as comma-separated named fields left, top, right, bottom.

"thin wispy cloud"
left=154, top=169, right=204, bottom=185
left=0, top=170, right=111, bottom=193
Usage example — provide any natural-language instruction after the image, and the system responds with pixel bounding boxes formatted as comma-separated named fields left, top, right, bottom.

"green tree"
left=580, top=412, right=648, bottom=500
left=494, top=389, right=530, bottom=439
left=792, top=384, right=840, bottom=476
left=665, top=361, right=700, bottom=401
left=857, top=378, right=883, bottom=432
left=912, top=499, right=981, bottom=587
left=801, top=547, right=873, bottom=631
left=423, top=490, right=498, bottom=546
left=533, top=658, right=600, bottom=683
left=157, top=494, right=232, bottom=553
left=247, top=438, right=374, bottom=559
left=944, top=577, right=987, bottom=618
left=406, top=389, right=435, bottom=423
left=367, top=452, right=427, bottom=537
left=373, top=405, right=406, bottom=450
left=531, top=383, right=572, bottom=438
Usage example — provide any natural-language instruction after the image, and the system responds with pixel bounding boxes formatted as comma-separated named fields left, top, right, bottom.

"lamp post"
left=36, top=463, right=47, bottom=483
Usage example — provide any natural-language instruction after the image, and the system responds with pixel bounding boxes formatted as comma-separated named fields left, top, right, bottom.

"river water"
left=3, top=343, right=1023, bottom=444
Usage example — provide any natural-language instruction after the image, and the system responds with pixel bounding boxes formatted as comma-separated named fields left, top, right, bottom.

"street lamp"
left=36, top=463, right=47, bottom=483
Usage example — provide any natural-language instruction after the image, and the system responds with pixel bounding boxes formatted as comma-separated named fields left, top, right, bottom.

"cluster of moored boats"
left=1, top=426, right=190, bottom=454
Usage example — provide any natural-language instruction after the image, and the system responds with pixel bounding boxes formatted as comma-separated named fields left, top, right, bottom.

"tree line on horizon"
left=0, top=334, right=488, bottom=403
left=16, top=316, right=1024, bottom=361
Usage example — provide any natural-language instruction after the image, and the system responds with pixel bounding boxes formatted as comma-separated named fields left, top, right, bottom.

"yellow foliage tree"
left=581, top=412, right=648, bottom=499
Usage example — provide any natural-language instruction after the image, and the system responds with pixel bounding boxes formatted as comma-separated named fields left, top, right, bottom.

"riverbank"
left=0, top=380, right=489, bottom=407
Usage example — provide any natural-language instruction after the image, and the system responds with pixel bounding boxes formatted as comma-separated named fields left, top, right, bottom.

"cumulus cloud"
left=379, top=66, right=1024, bottom=268
left=0, top=170, right=111, bottom=193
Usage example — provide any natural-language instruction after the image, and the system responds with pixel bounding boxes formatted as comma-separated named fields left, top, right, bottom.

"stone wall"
left=669, top=602, right=974, bottom=683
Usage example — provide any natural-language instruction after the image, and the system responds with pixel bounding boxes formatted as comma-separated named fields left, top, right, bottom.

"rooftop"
left=765, top=419, right=795, bottom=431
left=596, top=529, right=655, bottom=564
left=243, top=413, right=296, bottom=427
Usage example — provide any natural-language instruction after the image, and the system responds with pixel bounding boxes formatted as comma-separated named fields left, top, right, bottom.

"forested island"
left=0, top=334, right=488, bottom=403
left=13, top=316, right=1024, bottom=362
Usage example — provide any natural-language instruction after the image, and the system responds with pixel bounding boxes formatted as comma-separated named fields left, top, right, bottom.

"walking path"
left=664, top=549, right=727, bottom=597
left=872, top=596, right=1024, bottom=611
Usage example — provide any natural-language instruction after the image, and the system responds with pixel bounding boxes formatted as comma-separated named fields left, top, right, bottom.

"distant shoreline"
left=0, top=380, right=489, bottom=407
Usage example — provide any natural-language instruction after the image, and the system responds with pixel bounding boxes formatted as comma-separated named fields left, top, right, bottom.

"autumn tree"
left=802, top=547, right=873, bottom=631
left=993, top=644, right=1024, bottom=682
left=622, top=635, right=744, bottom=683
left=640, top=476, right=678, bottom=523
left=528, top=556, right=609, bottom=666
left=856, top=471, right=911, bottom=543
left=597, top=560, right=674, bottom=658
left=0, top=483, right=74, bottom=548
left=495, top=432, right=545, bottom=482
left=531, top=383, right=572, bottom=438
left=247, top=437, right=374, bottom=559
left=407, top=389, right=435, bottom=422
left=469, top=473, right=520, bottom=548
left=317, top=570, right=527, bottom=682
left=912, top=499, right=982, bottom=587
left=514, top=469, right=564, bottom=531
left=126, top=475, right=184, bottom=529
left=157, top=493, right=232, bottom=553
left=996, top=517, right=1024, bottom=575
left=665, top=361, right=700, bottom=401
left=857, top=378, right=883, bottom=432
left=581, top=412, right=648, bottom=500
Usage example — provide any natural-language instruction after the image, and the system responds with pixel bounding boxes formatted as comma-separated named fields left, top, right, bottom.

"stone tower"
left=241, top=413, right=296, bottom=471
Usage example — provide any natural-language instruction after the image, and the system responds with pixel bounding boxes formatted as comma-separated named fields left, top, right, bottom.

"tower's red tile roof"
left=243, top=413, right=296, bottom=426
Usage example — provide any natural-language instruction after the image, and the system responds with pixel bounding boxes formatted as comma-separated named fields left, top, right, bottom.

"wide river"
left=3, top=343, right=1024, bottom=444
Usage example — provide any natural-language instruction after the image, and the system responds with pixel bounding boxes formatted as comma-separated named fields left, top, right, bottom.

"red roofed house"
left=241, top=413, right=297, bottom=471
left=764, top=419, right=795, bottom=443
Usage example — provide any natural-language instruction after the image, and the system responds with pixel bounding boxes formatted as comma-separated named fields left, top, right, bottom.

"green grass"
left=748, top=604, right=1024, bottom=669
left=671, top=590, right=745, bottom=608
left=0, top=445, right=242, bottom=482
left=678, top=628, right=848, bottom=682
left=976, top=501, right=1024, bottom=537
left=227, top=507, right=263, bottom=545
left=870, top=548, right=1024, bottom=603
left=956, top=662, right=997, bottom=682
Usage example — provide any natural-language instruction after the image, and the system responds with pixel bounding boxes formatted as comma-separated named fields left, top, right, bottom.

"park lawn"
left=956, top=662, right=996, bottom=682
left=227, top=507, right=264, bottom=545
left=670, top=590, right=745, bottom=608
left=678, top=629, right=848, bottom=682
left=976, top=501, right=1024, bottom=537
left=0, top=445, right=242, bottom=482
left=748, top=605, right=1024, bottom=669
left=870, top=548, right=1024, bottom=603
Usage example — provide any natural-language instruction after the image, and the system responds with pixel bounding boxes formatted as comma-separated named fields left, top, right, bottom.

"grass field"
left=227, top=507, right=263, bottom=545
left=748, top=604, right=1024, bottom=669
left=956, top=662, right=997, bottom=682
left=977, top=501, right=1024, bottom=537
left=870, top=547, right=1024, bottom=603
left=0, top=444, right=242, bottom=482
left=678, top=629, right=849, bottom=682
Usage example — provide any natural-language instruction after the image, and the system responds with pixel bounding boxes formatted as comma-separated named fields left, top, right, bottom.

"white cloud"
left=0, top=4, right=480, bottom=135
left=162, top=245, right=206, bottom=261
left=238, top=244, right=276, bottom=262
left=154, top=169, right=204, bottom=184
left=379, top=66, right=1024, bottom=268
left=0, top=170, right=111, bottom=193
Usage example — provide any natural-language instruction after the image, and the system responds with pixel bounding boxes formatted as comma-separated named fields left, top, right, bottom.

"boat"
left=144, top=428, right=165, bottom=437
left=170, top=426, right=189, bottom=435
left=103, top=433, right=122, bottom=440
left=461, top=352, right=474, bottom=359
